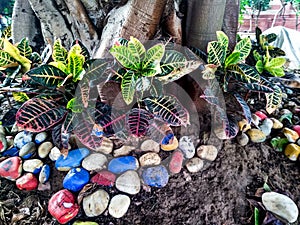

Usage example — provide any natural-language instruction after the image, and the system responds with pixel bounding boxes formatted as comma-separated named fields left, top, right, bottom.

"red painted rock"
left=90, top=170, right=116, bottom=187
left=0, top=156, right=22, bottom=180
left=48, top=189, right=79, bottom=224
left=16, top=173, right=38, bottom=191
left=293, top=125, right=300, bottom=136
left=169, top=150, right=184, bottom=174
left=255, top=111, right=268, bottom=120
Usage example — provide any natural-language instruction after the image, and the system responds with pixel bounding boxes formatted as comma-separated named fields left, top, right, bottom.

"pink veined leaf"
left=126, top=108, right=154, bottom=137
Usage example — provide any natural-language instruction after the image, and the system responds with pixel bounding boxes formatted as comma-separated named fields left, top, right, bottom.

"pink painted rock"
left=0, top=156, right=22, bottom=180
left=16, top=173, right=38, bottom=191
left=90, top=170, right=116, bottom=187
left=293, top=125, right=300, bottom=136
left=255, top=111, right=268, bottom=120
left=169, top=150, right=184, bottom=174
left=48, top=189, right=79, bottom=224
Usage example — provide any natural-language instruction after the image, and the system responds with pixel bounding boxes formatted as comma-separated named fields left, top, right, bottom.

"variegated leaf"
left=17, top=38, right=32, bottom=58
left=1, top=108, right=17, bottom=127
left=126, top=108, right=154, bottom=137
left=110, top=45, right=138, bottom=70
left=225, top=52, right=240, bottom=68
left=234, top=37, right=251, bottom=61
left=142, top=43, right=165, bottom=71
left=207, top=41, right=226, bottom=66
left=68, top=45, right=85, bottom=81
left=72, top=40, right=90, bottom=60
left=52, top=39, right=68, bottom=63
left=233, top=93, right=252, bottom=123
left=0, top=50, right=18, bottom=68
left=12, top=92, right=29, bottom=103
left=121, top=70, right=137, bottom=105
left=128, top=36, right=145, bottom=64
left=216, top=31, right=229, bottom=49
left=266, top=85, right=282, bottom=114
left=227, top=64, right=260, bottom=83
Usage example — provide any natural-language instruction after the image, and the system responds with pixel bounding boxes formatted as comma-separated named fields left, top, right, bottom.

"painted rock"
left=83, top=189, right=110, bottom=217
left=140, top=139, right=160, bottom=153
left=197, top=145, right=218, bottom=161
left=185, top=157, right=204, bottom=173
left=16, top=173, right=38, bottom=191
left=39, top=164, right=51, bottom=183
left=169, top=150, right=184, bottom=174
left=55, top=148, right=90, bottom=171
left=247, top=129, right=266, bottom=143
left=293, top=125, right=300, bottom=136
left=38, top=181, right=51, bottom=191
left=0, top=134, right=7, bottom=152
left=236, top=133, right=249, bottom=146
left=259, top=118, right=273, bottom=136
left=0, top=156, right=22, bottom=180
left=139, top=152, right=161, bottom=167
left=48, top=189, right=79, bottom=224
left=238, top=119, right=251, bottom=132
left=38, top=141, right=53, bottom=158
left=108, top=156, right=139, bottom=174
left=283, top=127, right=299, bottom=143
left=23, top=159, right=43, bottom=174
left=270, top=137, right=289, bottom=152
left=251, top=114, right=261, bottom=126
left=14, top=131, right=33, bottom=149
left=262, top=192, right=299, bottom=223
left=255, top=111, right=267, bottom=120
left=142, top=165, right=169, bottom=188
left=116, top=170, right=141, bottom=195
left=161, top=136, right=178, bottom=151
left=34, top=132, right=48, bottom=144
left=19, top=142, right=36, bottom=159
left=108, top=194, right=131, bottom=218
left=178, top=136, right=195, bottom=159
left=90, top=170, right=116, bottom=187
left=82, top=153, right=107, bottom=171
left=49, top=146, right=62, bottom=161
left=284, top=143, right=300, bottom=161
left=63, top=167, right=90, bottom=192
left=94, top=137, right=113, bottom=154
left=270, top=118, right=283, bottom=129
left=73, top=222, right=99, bottom=225
left=1, top=147, right=19, bottom=157
left=113, top=145, right=135, bottom=157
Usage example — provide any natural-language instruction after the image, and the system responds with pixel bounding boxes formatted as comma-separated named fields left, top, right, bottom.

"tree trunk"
left=185, top=0, right=227, bottom=51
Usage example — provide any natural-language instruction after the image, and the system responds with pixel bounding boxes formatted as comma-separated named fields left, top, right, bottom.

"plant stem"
left=254, top=207, right=259, bottom=225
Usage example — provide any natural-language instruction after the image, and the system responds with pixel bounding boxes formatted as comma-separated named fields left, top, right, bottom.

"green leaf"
left=265, top=57, right=286, bottom=68
left=234, top=37, right=251, bottom=61
left=121, top=70, right=137, bottom=104
left=128, top=36, right=146, bottom=64
left=207, top=41, right=226, bottom=66
left=255, top=60, right=264, bottom=73
left=216, top=31, right=229, bottom=49
left=26, top=65, right=67, bottom=88
left=265, top=85, right=282, bottom=114
left=52, top=39, right=68, bottom=63
left=12, top=92, right=29, bottom=103
left=66, top=98, right=83, bottom=113
left=225, top=52, right=240, bottom=68
left=266, top=33, right=277, bottom=43
left=49, top=61, right=68, bottom=74
left=68, top=45, right=85, bottom=81
left=17, top=38, right=32, bottom=58
left=0, top=50, right=18, bottom=68
left=110, top=45, right=138, bottom=70
left=142, top=43, right=165, bottom=72
left=267, top=67, right=285, bottom=77
left=227, top=64, right=260, bottom=83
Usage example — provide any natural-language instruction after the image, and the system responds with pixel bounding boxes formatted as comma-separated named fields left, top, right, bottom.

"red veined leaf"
left=147, top=119, right=173, bottom=143
left=126, top=108, right=154, bottom=137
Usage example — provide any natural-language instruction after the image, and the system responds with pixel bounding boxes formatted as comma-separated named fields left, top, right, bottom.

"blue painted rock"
left=0, top=134, right=7, bottom=153
left=169, top=150, right=184, bottom=174
left=108, top=194, right=131, bottom=218
left=178, top=136, right=195, bottom=159
left=23, top=159, right=43, bottom=174
left=34, top=132, right=48, bottom=144
left=55, top=148, right=90, bottom=171
left=48, top=189, right=79, bottom=224
left=142, top=165, right=169, bottom=188
left=82, top=153, right=107, bottom=171
left=108, top=156, right=139, bottom=174
left=16, top=173, right=38, bottom=191
left=39, top=164, right=51, bottom=183
left=116, top=170, right=141, bottom=195
left=83, top=189, right=110, bottom=217
left=38, top=141, right=53, bottom=158
left=0, top=156, right=22, bottom=180
left=63, top=167, right=90, bottom=192
left=1, top=147, right=19, bottom=157
left=14, top=131, right=33, bottom=149
left=161, top=136, right=179, bottom=151
left=90, top=170, right=116, bottom=187
left=19, top=142, right=36, bottom=159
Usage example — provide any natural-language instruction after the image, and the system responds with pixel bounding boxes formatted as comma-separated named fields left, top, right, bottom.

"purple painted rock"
left=48, top=189, right=79, bottom=224
left=169, top=150, right=184, bottom=174
left=0, top=156, right=22, bottom=180
left=90, top=170, right=116, bottom=187
left=16, top=173, right=38, bottom=191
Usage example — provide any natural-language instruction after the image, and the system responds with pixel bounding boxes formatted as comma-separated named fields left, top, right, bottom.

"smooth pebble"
left=186, top=157, right=204, bottom=173
left=169, top=150, right=184, bottom=174
left=197, top=145, right=218, bottom=161
left=178, top=136, right=195, bottom=159
left=94, top=137, right=113, bottom=154
left=38, top=141, right=53, bottom=158
left=23, top=159, right=43, bottom=174
left=16, top=173, right=38, bottom=191
left=139, top=152, right=161, bottom=167
left=0, top=156, right=22, bottom=180
left=113, top=145, right=135, bottom=157
left=82, top=153, right=107, bottom=171
left=142, top=165, right=169, bottom=188
left=116, top=170, right=141, bottom=195
left=83, top=189, right=110, bottom=217
left=108, top=194, right=131, bottom=218
left=140, top=139, right=160, bottom=153
left=19, top=142, right=36, bottom=159
left=55, top=148, right=90, bottom=171
left=90, top=170, right=116, bottom=187
left=14, top=131, right=33, bottom=149
left=49, top=146, right=62, bottom=161
left=108, top=156, right=139, bottom=174
left=34, top=132, right=48, bottom=144
left=63, top=167, right=90, bottom=192
left=284, top=143, right=300, bottom=161
left=247, top=129, right=266, bottom=143
left=39, top=164, right=51, bottom=183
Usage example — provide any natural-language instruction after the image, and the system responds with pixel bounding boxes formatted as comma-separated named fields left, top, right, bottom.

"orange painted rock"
left=0, top=156, right=22, bottom=180
left=16, top=173, right=38, bottom=191
left=169, top=150, right=184, bottom=174
left=48, top=189, right=79, bottom=224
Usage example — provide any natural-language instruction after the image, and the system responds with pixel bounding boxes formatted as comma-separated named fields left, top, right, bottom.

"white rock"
left=35, top=132, right=48, bottom=144
left=38, top=141, right=53, bottom=158
left=116, top=170, right=141, bottom=195
left=23, top=159, right=43, bottom=173
left=49, top=146, right=62, bottom=161
left=259, top=118, right=273, bottom=136
left=14, top=131, right=33, bottom=149
left=140, top=139, right=160, bottom=153
left=19, top=142, right=36, bottom=158
left=108, top=194, right=131, bottom=218
left=262, top=192, right=299, bottom=223
left=251, top=114, right=261, bottom=126
left=178, top=136, right=195, bottom=159
left=113, top=145, right=135, bottom=157
left=94, top=137, right=113, bottom=154
left=236, top=133, right=249, bottom=146
left=83, top=189, right=110, bottom=217
left=82, top=153, right=107, bottom=171
left=139, top=153, right=161, bottom=167
left=197, top=145, right=218, bottom=161
left=185, top=157, right=204, bottom=173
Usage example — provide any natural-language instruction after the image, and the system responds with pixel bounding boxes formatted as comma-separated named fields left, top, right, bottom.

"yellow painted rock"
left=238, top=119, right=251, bottom=132
left=247, top=129, right=266, bottom=143
left=283, top=127, right=299, bottom=143
left=270, top=118, right=283, bottom=129
left=161, top=136, right=178, bottom=151
left=284, top=143, right=300, bottom=161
